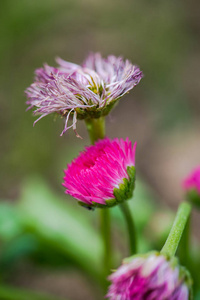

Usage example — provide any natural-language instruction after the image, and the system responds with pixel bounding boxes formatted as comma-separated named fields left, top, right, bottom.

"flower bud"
left=63, top=137, right=136, bottom=209
left=107, top=252, right=192, bottom=300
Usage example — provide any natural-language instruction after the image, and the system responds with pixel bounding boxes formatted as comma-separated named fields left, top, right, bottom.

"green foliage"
left=0, top=285, right=66, bottom=300
left=0, top=177, right=168, bottom=276
left=17, top=177, right=104, bottom=281
left=0, top=203, right=22, bottom=241
left=1, top=177, right=200, bottom=296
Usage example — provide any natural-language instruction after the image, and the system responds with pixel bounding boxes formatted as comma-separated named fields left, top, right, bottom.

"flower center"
left=81, top=147, right=106, bottom=170
left=89, top=83, right=104, bottom=97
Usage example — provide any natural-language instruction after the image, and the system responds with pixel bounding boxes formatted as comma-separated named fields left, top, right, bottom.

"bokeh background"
left=1, top=0, right=200, bottom=299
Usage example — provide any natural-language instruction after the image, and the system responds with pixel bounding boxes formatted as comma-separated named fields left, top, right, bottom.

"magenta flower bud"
left=63, top=137, right=136, bottom=209
left=107, top=252, right=192, bottom=300
left=25, top=53, right=143, bottom=136
left=182, top=166, right=200, bottom=208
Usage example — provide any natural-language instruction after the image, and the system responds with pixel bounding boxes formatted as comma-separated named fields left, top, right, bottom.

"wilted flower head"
left=63, top=137, right=136, bottom=209
left=183, top=166, right=200, bottom=208
left=25, top=53, right=143, bottom=136
left=107, top=252, right=192, bottom=300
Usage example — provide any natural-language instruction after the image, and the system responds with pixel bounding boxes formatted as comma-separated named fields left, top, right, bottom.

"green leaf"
left=0, top=203, right=22, bottom=241
left=0, top=285, right=66, bottom=300
left=195, top=290, right=200, bottom=300
left=17, top=177, right=103, bottom=281
left=0, top=235, right=38, bottom=273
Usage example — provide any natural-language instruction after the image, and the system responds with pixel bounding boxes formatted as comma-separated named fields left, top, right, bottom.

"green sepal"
left=105, top=198, right=117, bottom=207
left=187, top=189, right=200, bottom=209
left=78, top=202, right=96, bottom=210
left=170, top=257, right=193, bottom=299
left=75, top=100, right=118, bottom=120
left=113, top=166, right=136, bottom=204
left=78, top=199, right=117, bottom=210
left=123, top=250, right=159, bottom=264
left=78, top=166, right=136, bottom=210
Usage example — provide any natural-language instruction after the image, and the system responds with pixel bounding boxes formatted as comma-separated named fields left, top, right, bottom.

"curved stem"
left=120, top=202, right=137, bottom=254
left=161, top=201, right=191, bottom=257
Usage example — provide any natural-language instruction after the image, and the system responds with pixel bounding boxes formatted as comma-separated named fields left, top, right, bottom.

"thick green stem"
left=100, top=208, right=112, bottom=278
left=161, top=201, right=192, bottom=257
left=120, top=202, right=137, bottom=254
left=85, top=117, right=105, bottom=144
left=85, top=116, right=111, bottom=284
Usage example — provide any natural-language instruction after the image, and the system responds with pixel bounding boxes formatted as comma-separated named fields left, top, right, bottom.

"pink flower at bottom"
left=63, top=137, right=136, bottom=208
left=107, top=253, right=192, bottom=300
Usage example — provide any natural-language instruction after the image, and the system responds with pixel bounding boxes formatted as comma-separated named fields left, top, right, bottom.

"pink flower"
left=25, top=53, right=143, bottom=136
left=107, top=252, right=192, bottom=300
left=63, top=137, right=136, bottom=208
left=183, top=166, right=200, bottom=194
left=182, top=166, right=200, bottom=207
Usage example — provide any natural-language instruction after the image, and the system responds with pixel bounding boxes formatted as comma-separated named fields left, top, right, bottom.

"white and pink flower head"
left=182, top=166, right=200, bottom=208
left=63, top=137, right=136, bottom=209
left=107, top=252, right=192, bottom=300
left=25, top=53, right=143, bottom=136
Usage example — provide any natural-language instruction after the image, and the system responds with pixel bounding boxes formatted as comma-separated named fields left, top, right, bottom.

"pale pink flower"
left=25, top=53, right=143, bottom=136
left=107, top=252, right=192, bottom=300
left=63, top=137, right=136, bottom=208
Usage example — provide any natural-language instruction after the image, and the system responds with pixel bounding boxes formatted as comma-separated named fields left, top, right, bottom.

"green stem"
left=85, top=116, right=112, bottom=284
left=161, top=201, right=192, bottom=257
left=100, top=208, right=112, bottom=278
left=85, top=117, right=105, bottom=144
left=120, top=202, right=137, bottom=254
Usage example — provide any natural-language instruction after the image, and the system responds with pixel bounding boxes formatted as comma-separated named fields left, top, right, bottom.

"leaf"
left=0, top=203, right=22, bottom=241
left=17, top=177, right=103, bottom=281
left=0, top=235, right=38, bottom=273
left=0, top=285, right=66, bottom=300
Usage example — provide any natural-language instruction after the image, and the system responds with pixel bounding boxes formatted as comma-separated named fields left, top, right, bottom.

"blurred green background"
left=0, top=0, right=200, bottom=299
